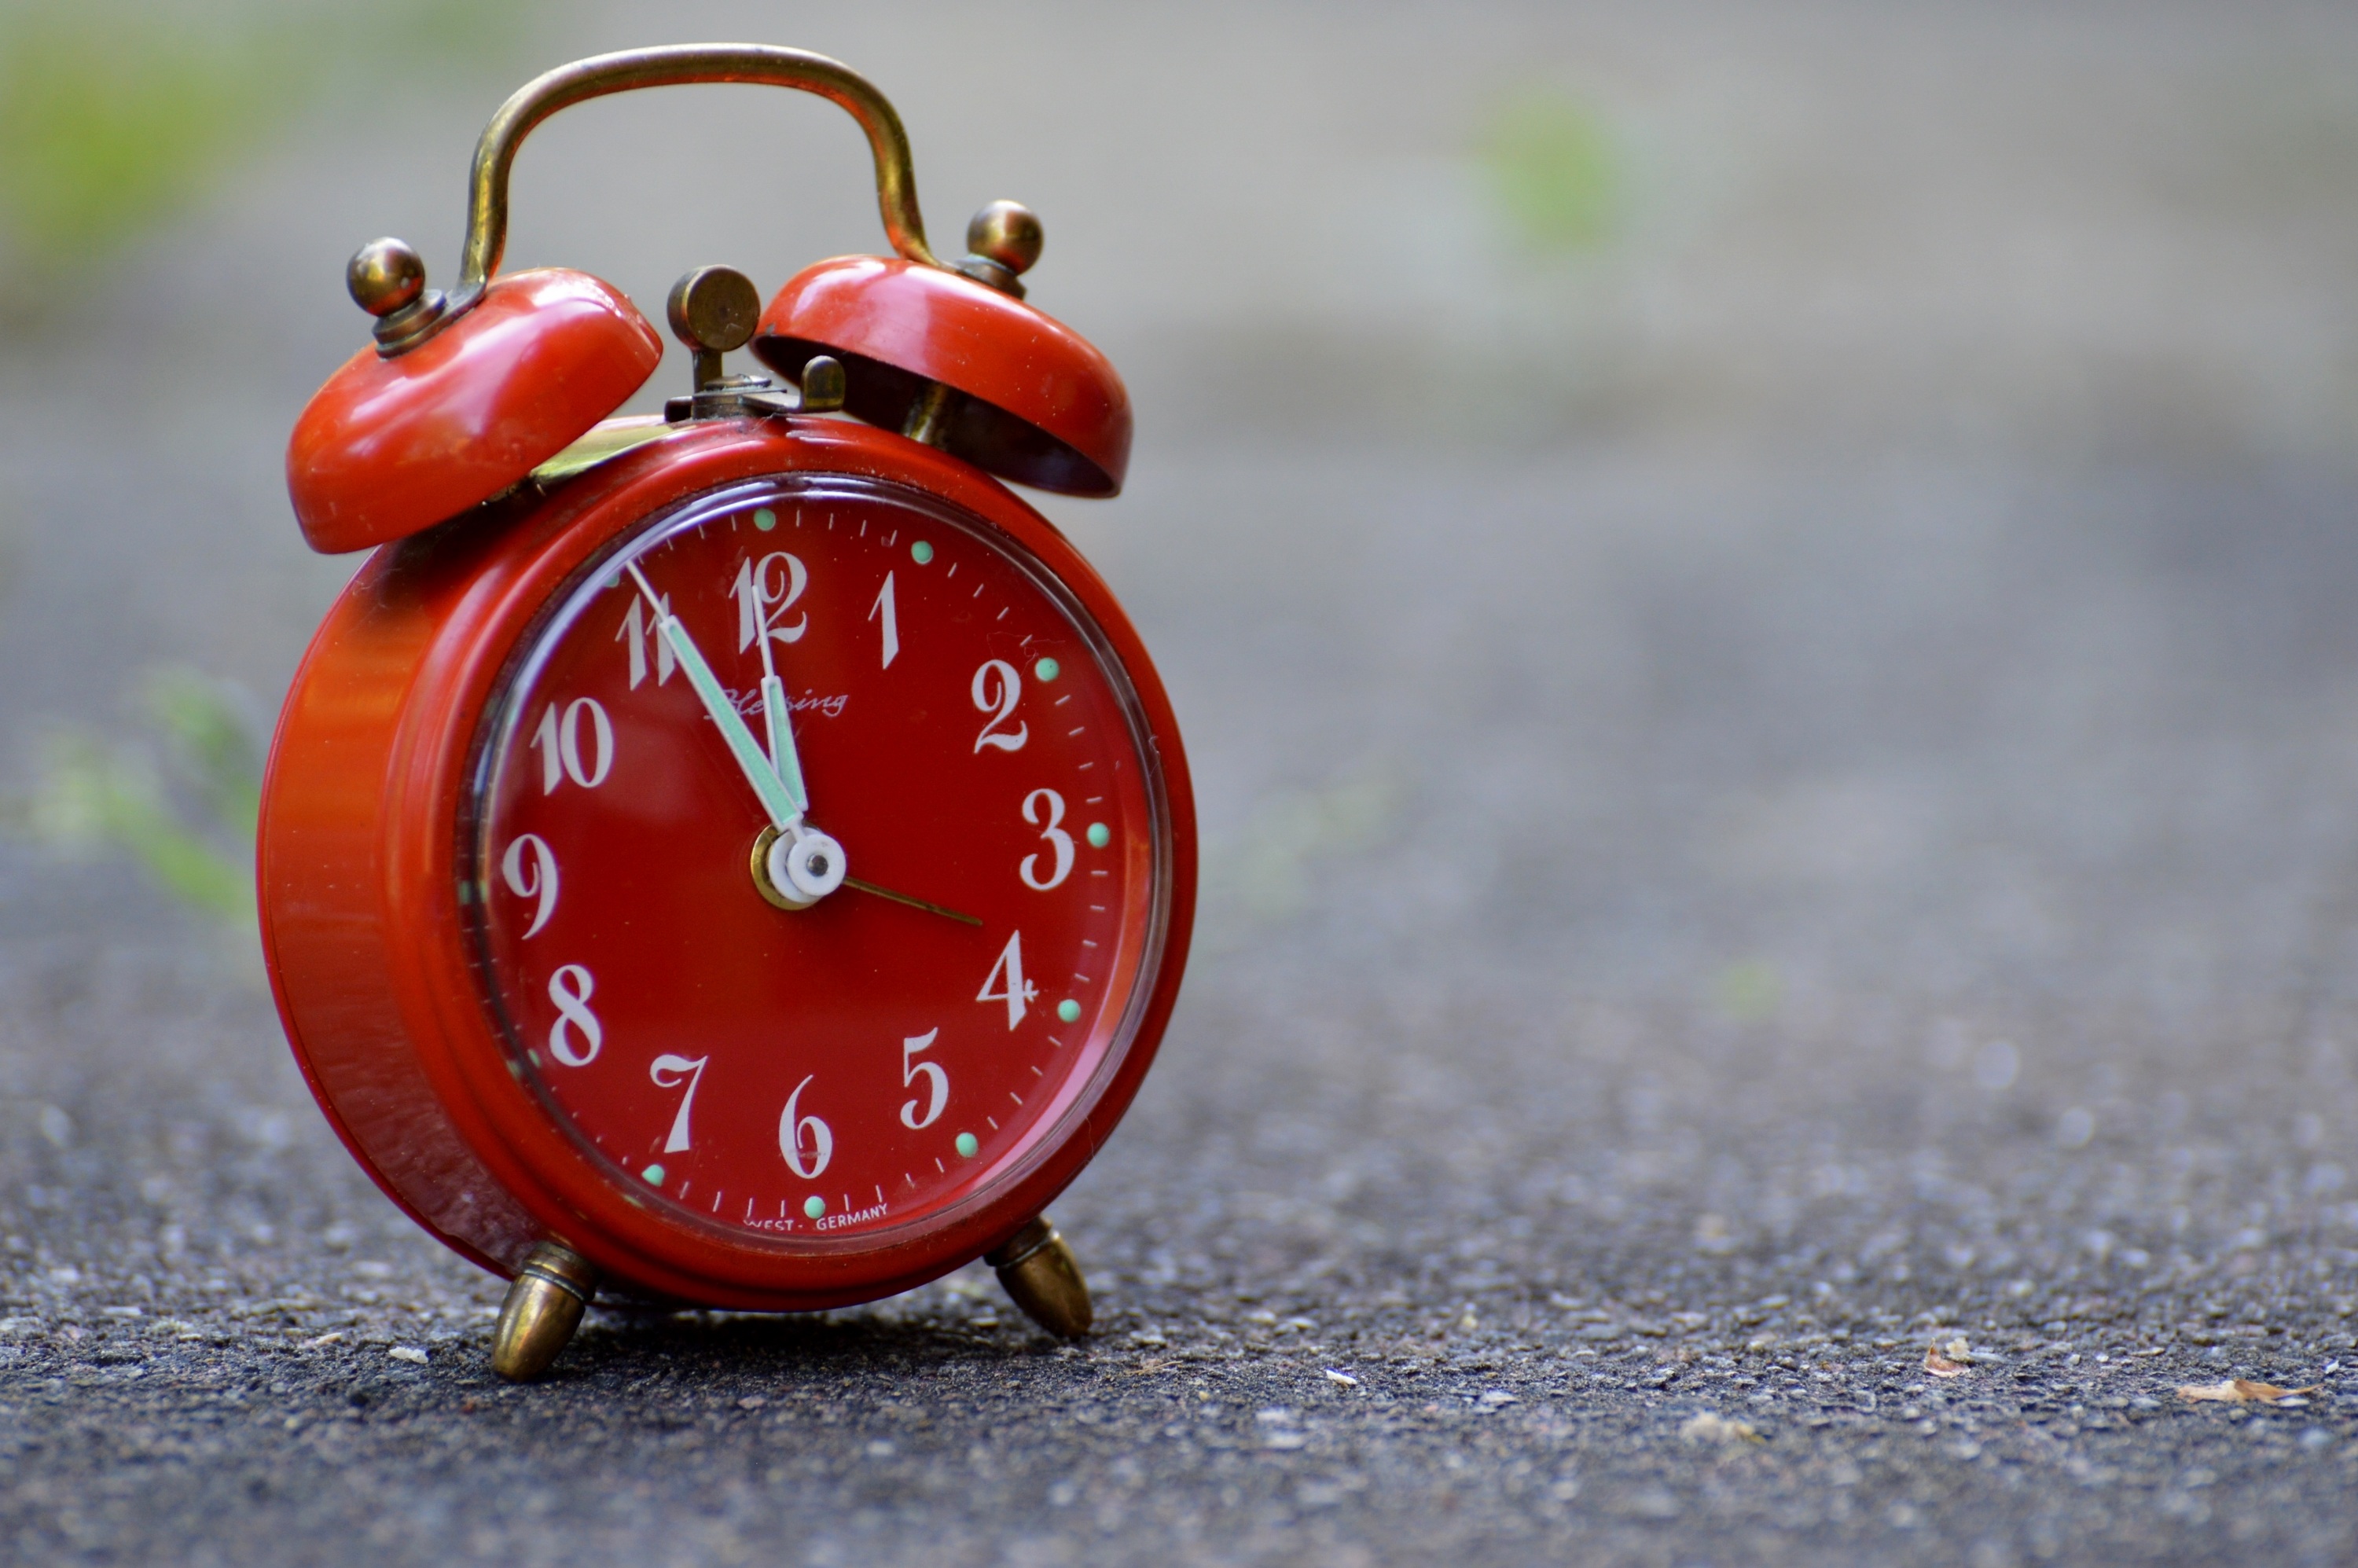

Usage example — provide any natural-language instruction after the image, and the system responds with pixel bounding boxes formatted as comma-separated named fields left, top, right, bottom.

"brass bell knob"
left=667, top=265, right=762, bottom=354
left=347, top=237, right=427, bottom=318
left=957, top=201, right=1043, bottom=297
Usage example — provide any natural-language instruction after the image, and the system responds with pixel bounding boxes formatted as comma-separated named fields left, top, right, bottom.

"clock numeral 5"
left=499, top=834, right=560, bottom=938
left=547, top=964, right=602, bottom=1067
left=531, top=698, right=612, bottom=792
left=898, top=1029, right=948, bottom=1129
left=971, top=659, right=1028, bottom=753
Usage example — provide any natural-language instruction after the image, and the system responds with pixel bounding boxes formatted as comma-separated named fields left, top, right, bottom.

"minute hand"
left=626, top=564, right=805, bottom=825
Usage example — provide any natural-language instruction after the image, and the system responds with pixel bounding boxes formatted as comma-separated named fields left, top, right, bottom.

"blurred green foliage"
left=1210, top=769, right=1398, bottom=931
left=1480, top=87, right=1622, bottom=255
left=1712, top=957, right=1784, bottom=1025
left=16, top=667, right=262, bottom=922
left=0, top=0, right=536, bottom=311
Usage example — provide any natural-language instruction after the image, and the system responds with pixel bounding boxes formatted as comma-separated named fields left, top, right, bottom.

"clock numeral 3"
left=898, top=1028, right=948, bottom=1129
left=978, top=931, right=1038, bottom=1030
left=971, top=659, right=1027, bottom=753
left=531, top=698, right=612, bottom=792
left=649, top=1053, right=708, bottom=1154
left=547, top=964, right=603, bottom=1067
left=1019, top=788, right=1074, bottom=890
left=499, top=833, right=560, bottom=937
left=779, top=1074, right=833, bottom=1179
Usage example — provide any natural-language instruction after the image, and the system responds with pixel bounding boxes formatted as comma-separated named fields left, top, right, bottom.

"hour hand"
left=625, top=562, right=802, bottom=825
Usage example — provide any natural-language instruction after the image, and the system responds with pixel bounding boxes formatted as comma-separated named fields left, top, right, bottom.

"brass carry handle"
left=424, top=45, right=939, bottom=334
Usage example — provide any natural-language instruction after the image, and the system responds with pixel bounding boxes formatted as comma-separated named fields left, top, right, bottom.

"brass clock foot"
left=490, top=1241, right=597, bottom=1382
left=986, top=1216, right=1092, bottom=1338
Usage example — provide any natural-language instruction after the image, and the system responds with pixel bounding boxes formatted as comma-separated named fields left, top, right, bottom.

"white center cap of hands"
left=772, top=828, right=848, bottom=902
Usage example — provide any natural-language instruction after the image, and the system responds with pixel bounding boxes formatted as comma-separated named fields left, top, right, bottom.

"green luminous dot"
left=640, top=1164, right=666, bottom=1188
left=1086, top=821, right=1111, bottom=849
left=754, top=508, right=777, bottom=531
left=1034, top=656, right=1061, bottom=682
left=1056, top=999, right=1083, bottom=1024
left=911, top=540, right=935, bottom=564
left=955, top=1132, right=979, bottom=1159
left=804, top=1195, right=826, bottom=1219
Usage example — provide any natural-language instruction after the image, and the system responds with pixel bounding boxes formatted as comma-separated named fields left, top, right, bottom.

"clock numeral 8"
left=546, top=964, right=602, bottom=1067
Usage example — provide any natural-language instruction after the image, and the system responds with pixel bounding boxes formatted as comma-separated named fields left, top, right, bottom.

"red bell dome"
left=753, top=254, right=1130, bottom=497
left=287, top=266, right=662, bottom=554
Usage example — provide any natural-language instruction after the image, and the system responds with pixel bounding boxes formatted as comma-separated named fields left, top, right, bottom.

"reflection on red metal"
left=755, top=256, right=1132, bottom=497
left=286, top=268, right=660, bottom=553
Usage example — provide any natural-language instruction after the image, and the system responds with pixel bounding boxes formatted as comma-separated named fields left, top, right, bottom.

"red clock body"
left=258, top=415, right=1196, bottom=1310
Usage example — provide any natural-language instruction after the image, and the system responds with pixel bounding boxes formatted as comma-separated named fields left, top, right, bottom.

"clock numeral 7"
left=649, top=1053, right=707, bottom=1154
left=531, top=698, right=612, bottom=792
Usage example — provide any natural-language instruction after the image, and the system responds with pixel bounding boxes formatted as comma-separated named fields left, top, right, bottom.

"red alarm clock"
left=260, top=46, right=1194, bottom=1380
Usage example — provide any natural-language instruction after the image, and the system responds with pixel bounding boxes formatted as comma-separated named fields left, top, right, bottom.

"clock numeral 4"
left=531, top=698, right=612, bottom=792
left=547, top=964, right=603, bottom=1067
left=649, top=1053, right=707, bottom=1154
left=778, top=1074, right=833, bottom=1179
left=971, top=659, right=1027, bottom=753
left=499, top=834, right=560, bottom=938
left=1019, top=788, right=1074, bottom=890
left=898, top=1028, right=948, bottom=1129
left=978, top=931, right=1038, bottom=1030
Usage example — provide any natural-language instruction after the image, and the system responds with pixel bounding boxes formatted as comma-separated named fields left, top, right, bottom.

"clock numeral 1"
left=978, top=931, right=1038, bottom=1030
left=649, top=1053, right=708, bottom=1153
left=870, top=571, right=899, bottom=669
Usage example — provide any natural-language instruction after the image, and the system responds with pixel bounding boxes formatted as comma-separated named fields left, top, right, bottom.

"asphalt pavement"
left=5, top=3, right=2358, bottom=1563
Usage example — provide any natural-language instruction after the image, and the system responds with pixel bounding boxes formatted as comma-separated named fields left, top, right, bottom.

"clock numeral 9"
left=547, top=964, right=602, bottom=1067
left=1019, top=789, right=1074, bottom=890
left=778, top=1074, right=833, bottom=1179
left=898, top=1029, right=948, bottom=1129
left=499, top=833, right=559, bottom=937
left=971, top=659, right=1028, bottom=753
left=531, top=697, right=612, bottom=792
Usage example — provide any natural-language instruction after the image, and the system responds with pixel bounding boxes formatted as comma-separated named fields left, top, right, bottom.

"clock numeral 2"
left=971, top=660, right=1027, bottom=753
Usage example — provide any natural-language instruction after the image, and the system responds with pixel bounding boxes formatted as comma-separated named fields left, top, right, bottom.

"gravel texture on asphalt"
left=6, top=2, right=2358, bottom=1562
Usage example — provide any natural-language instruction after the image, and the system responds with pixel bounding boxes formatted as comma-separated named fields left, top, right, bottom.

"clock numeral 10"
left=531, top=698, right=612, bottom=792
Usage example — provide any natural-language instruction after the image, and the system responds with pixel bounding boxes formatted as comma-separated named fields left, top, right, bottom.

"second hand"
left=841, top=877, right=982, bottom=927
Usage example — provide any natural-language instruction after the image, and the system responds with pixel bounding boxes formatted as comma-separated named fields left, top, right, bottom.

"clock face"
left=461, top=474, right=1169, bottom=1247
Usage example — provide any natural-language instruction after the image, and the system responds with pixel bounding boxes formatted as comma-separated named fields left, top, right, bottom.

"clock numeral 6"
left=531, top=697, right=612, bottom=792
left=499, top=833, right=560, bottom=937
left=898, top=1028, right=948, bottom=1129
left=547, top=964, right=602, bottom=1067
left=1019, top=788, right=1074, bottom=890
left=971, top=659, right=1028, bottom=753
left=778, top=1074, right=833, bottom=1179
